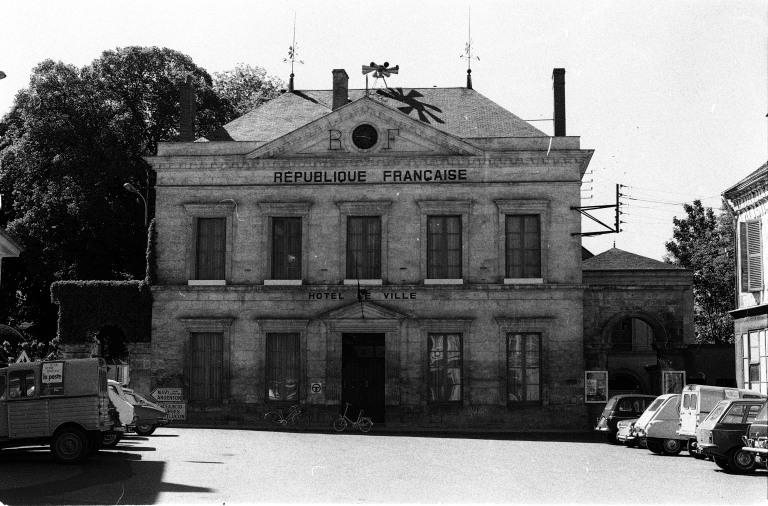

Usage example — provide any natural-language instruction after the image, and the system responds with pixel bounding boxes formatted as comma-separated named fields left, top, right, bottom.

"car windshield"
left=702, top=401, right=728, bottom=425
left=756, top=403, right=768, bottom=423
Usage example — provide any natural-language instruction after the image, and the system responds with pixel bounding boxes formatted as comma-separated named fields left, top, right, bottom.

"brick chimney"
left=552, top=68, right=566, bottom=137
left=179, top=75, right=196, bottom=141
left=332, top=69, right=349, bottom=110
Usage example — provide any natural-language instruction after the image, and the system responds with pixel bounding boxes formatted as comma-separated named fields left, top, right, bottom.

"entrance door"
left=0, top=373, right=6, bottom=438
left=342, top=333, right=385, bottom=423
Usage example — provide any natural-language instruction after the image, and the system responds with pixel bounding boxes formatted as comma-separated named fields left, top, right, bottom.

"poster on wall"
left=585, top=370, right=608, bottom=403
left=662, top=370, right=686, bottom=394
left=41, top=361, right=65, bottom=396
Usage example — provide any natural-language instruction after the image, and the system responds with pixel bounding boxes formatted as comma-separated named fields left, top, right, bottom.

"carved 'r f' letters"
left=328, top=129, right=342, bottom=150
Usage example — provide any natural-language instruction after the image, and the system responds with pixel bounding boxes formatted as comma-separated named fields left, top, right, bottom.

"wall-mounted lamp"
left=123, top=182, right=147, bottom=227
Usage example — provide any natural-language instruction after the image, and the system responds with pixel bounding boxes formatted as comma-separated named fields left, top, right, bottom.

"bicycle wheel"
left=332, top=417, right=348, bottom=432
left=358, top=418, right=373, bottom=433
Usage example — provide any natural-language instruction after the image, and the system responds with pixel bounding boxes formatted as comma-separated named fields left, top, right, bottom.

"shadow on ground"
left=0, top=438, right=212, bottom=505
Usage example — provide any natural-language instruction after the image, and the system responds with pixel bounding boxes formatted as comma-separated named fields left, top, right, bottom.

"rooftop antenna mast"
left=283, top=13, right=303, bottom=92
left=460, top=6, right=480, bottom=89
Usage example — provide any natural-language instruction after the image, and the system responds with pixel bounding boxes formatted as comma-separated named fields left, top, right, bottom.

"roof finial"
left=460, top=6, right=480, bottom=89
left=283, top=13, right=303, bottom=92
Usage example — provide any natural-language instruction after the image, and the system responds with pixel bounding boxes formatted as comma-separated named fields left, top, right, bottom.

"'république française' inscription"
left=274, top=169, right=467, bottom=184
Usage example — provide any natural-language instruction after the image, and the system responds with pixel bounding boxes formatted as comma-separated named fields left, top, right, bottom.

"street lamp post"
left=123, top=182, right=148, bottom=227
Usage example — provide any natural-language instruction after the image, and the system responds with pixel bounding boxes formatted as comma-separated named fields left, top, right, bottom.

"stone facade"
left=144, top=74, right=596, bottom=429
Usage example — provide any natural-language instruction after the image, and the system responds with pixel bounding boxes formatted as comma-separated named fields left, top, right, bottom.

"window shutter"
left=746, top=221, right=763, bottom=291
left=740, top=222, right=749, bottom=292
left=196, top=218, right=226, bottom=280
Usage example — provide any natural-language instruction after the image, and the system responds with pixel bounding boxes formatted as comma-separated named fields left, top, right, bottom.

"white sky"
left=1, top=0, right=766, bottom=260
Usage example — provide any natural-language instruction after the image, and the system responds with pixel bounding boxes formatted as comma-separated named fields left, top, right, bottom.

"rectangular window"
left=740, top=221, right=763, bottom=292
left=196, top=217, right=226, bottom=280
left=272, top=217, right=302, bottom=280
left=8, top=370, right=35, bottom=399
left=346, top=216, right=381, bottom=279
left=506, top=215, right=541, bottom=278
left=266, top=333, right=300, bottom=402
left=507, top=333, right=541, bottom=403
left=428, top=333, right=462, bottom=402
left=188, top=332, right=223, bottom=402
left=427, top=216, right=462, bottom=279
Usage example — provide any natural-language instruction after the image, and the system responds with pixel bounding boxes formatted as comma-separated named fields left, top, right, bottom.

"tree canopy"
left=212, top=63, right=283, bottom=118
left=665, top=200, right=735, bottom=344
left=0, top=47, right=281, bottom=344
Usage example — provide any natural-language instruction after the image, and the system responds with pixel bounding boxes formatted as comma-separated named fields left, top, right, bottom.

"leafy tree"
left=0, top=47, right=234, bottom=342
left=665, top=200, right=735, bottom=343
left=213, top=63, right=284, bottom=118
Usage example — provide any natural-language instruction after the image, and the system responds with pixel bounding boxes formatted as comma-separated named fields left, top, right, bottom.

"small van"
left=0, top=358, right=115, bottom=462
left=678, top=384, right=765, bottom=455
left=633, top=394, right=687, bottom=455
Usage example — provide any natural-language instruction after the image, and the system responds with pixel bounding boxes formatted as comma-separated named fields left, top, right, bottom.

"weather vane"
left=362, top=61, right=399, bottom=93
left=460, top=7, right=479, bottom=89
left=283, top=13, right=304, bottom=91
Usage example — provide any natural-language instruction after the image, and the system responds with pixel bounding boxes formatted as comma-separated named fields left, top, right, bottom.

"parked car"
left=695, top=398, right=766, bottom=473
left=616, top=418, right=638, bottom=447
left=595, top=394, right=657, bottom=444
left=104, top=379, right=136, bottom=447
left=678, top=384, right=765, bottom=457
left=121, top=386, right=169, bottom=436
left=634, top=393, right=687, bottom=455
left=741, top=401, right=768, bottom=467
left=0, top=358, right=115, bottom=462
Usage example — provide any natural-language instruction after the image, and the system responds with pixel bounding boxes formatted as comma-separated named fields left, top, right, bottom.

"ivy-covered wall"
left=50, top=280, right=152, bottom=344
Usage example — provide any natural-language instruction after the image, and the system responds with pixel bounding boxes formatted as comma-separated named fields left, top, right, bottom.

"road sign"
left=310, top=382, right=322, bottom=394
left=151, top=387, right=184, bottom=402
left=161, top=402, right=187, bottom=421
left=15, top=350, right=31, bottom=363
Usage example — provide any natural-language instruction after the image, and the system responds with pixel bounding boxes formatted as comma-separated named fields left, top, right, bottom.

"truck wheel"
left=52, top=428, right=89, bottom=463
left=662, top=439, right=682, bottom=455
left=102, top=431, right=121, bottom=448
left=646, top=438, right=664, bottom=455
left=727, top=448, right=756, bottom=474
left=135, top=424, right=156, bottom=436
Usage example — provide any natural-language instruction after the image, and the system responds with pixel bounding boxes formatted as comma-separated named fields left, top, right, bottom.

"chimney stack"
left=552, top=68, right=566, bottom=137
left=179, top=75, right=196, bottom=141
left=332, top=69, right=349, bottom=110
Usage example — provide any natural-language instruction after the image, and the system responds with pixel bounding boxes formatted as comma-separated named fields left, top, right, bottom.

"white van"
left=677, top=384, right=765, bottom=455
left=633, top=394, right=687, bottom=455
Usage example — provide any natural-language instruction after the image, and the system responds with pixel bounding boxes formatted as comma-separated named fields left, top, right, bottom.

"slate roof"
left=582, top=248, right=684, bottom=271
left=211, top=87, right=546, bottom=142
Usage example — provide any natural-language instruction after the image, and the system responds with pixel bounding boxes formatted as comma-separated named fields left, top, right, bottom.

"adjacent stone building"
left=723, top=161, right=767, bottom=394
left=144, top=69, right=594, bottom=429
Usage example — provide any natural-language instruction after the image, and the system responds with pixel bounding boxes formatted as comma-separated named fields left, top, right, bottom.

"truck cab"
left=0, top=358, right=114, bottom=462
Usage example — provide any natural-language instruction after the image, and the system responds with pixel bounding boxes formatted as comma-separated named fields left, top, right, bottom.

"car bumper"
left=742, top=446, right=768, bottom=455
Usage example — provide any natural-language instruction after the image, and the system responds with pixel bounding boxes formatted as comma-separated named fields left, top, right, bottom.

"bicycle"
left=264, top=404, right=304, bottom=426
left=333, top=402, right=373, bottom=433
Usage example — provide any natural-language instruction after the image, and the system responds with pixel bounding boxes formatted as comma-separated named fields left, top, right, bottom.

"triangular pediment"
left=246, top=96, right=483, bottom=159
left=319, top=301, right=409, bottom=320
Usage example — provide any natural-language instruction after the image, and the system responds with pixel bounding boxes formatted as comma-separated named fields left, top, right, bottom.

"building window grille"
left=505, top=215, right=541, bottom=278
left=272, top=217, right=302, bottom=280
left=266, top=333, right=300, bottom=402
left=427, top=216, right=462, bottom=279
left=195, top=217, right=226, bottom=280
left=507, top=333, right=541, bottom=403
left=346, top=216, right=381, bottom=279
left=188, top=332, right=223, bottom=402
left=428, top=333, right=462, bottom=403
left=743, top=329, right=767, bottom=393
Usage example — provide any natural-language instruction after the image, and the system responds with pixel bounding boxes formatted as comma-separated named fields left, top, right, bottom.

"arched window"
left=611, top=317, right=654, bottom=351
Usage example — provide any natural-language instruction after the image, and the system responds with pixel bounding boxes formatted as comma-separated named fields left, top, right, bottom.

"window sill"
left=424, top=279, right=463, bottom=285
left=264, top=279, right=303, bottom=286
left=504, top=278, right=543, bottom=285
left=188, top=280, right=226, bottom=286
left=343, top=279, right=383, bottom=286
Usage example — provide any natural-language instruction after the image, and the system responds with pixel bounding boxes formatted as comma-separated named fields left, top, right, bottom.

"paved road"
left=0, top=428, right=766, bottom=504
